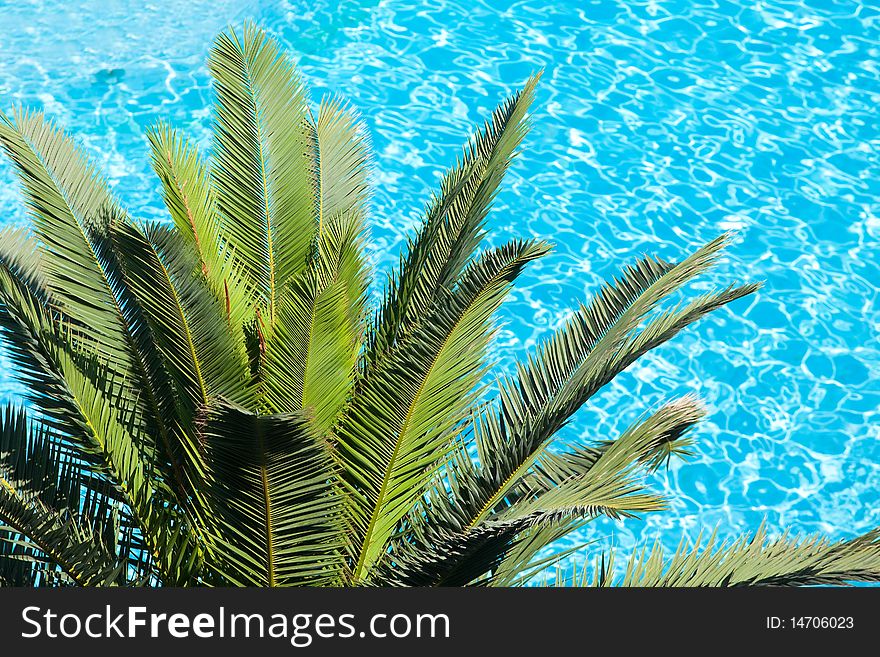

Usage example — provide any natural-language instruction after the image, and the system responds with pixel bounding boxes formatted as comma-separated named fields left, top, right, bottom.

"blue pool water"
left=1, top=0, right=878, bottom=571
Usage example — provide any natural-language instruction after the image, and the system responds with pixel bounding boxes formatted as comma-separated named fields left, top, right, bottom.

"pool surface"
left=1, top=0, right=878, bottom=572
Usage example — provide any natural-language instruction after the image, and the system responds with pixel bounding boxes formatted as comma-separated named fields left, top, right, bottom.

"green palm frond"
left=513, top=394, right=703, bottom=507
left=365, top=72, right=540, bottom=366
left=52, top=348, right=201, bottom=585
left=561, top=525, right=880, bottom=587
left=489, top=397, right=703, bottom=586
left=384, top=240, right=754, bottom=584
left=265, top=271, right=359, bottom=427
left=340, top=238, right=550, bottom=581
left=0, top=226, right=48, bottom=299
left=143, top=223, right=254, bottom=407
left=442, top=236, right=756, bottom=534
left=0, top=256, right=132, bottom=459
left=112, top=219, right=220, bottom=417
left=0, top=529, right=68, bottom=587
left=103, top=216, right=250, bottom=523
left=400, top=395, right=703, bottom=586
left=0, top=406, right=122, bottom=586
left=0, top=260, right=200, bottom=584
left=147, top=122, right=252, bottom=329
left=476, top=254, right=676, bottom=469
left=209, top=23, right=316, bottom=324
left=0, top=109, right=134, bottom=373
left=0, top=110, right=169, bottom=471
left=313, top=96, right=370, bottom=241
left=262, top=211, right=367, bottom=427
left=496, top=397, right=706, bottom=523
left=381, top=507, right=604, bottom=587
left=201, top=400, right=345, bottom=586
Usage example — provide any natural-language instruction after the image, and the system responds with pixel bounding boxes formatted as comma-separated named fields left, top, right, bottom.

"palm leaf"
left=262, top=212, right=367, bottom=428
left=143, top=223, right=254, bottom=408
left=456, top=235, right=757, bottom=532
left=201, top=400, right=345, bottom=586
left=208, top=23, right=316, bottom=324
left=380, top=507, right=600, bottom=587
left=147, top=122, right=252, bottom=328
left=0, top=109, right=135, bottom=378
left=511, top=394, right=703, bottom=511
left=0, top=406, right=123, bottom=585
left=402, top=396, right=703, bottom=586
left=0, top=528, right=73, bottom=586
left=497, top=398, right=704, bottom=526
left=103, top=217, right=249, bottom=522
left=340, top=238, right=550, bottom=581
left=0, top=110, right=174, bottom=472
left=266, top=275, right=359, bottom=428
left=0, top=265, right=200, bottom=584
left=608, top=524, right=880, bottom=587
left=365, top=73, right=540, bottom=366
left=0, top=226, right=48, bottom=300
left=313, top=96, right=370, bottom=243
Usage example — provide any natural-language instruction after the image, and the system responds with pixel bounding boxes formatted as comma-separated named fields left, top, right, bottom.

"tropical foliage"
left=0, top=24, right=877, bottom=587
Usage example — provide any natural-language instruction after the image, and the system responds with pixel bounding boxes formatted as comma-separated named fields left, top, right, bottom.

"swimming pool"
left=1, top=0, right=878, bottom=571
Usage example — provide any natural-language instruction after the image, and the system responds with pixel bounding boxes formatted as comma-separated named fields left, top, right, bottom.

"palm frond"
left=201, top=400, right=345, bottom=586
left=0, top=528, right=73, bottom=587
left=262, top=212, right=367, bottom=427
left=600, top=524, right=880, bottom=587
left=0, top=265, right=200, bottom=584
left=314, top=96, right=370, bottom=242
left=513, top=394, right=704, bottom=509
left=265, top=274, right=359, bottom=428
left=444, top=235, right=756, bottom=533
left=0, top=110, right=173, bottom=470
left=475, top=254, right=676, bottom=463
left=0, top=226, right=48, bottom=299
left=0, top=109, right=135, bottom=378
left=147, top=122, right=252, bottom=328
left=401, top=396, right=702, bottom=586
left=256, top=96, right=372, bottom=424
left=500, top=395, right=702, bottom=520
left=380, top=507, right=600, bottom=587
left=103, top=217, right=240, bottom=517
left=52, top=346, right=201, bottom=585
left=0, top=405, right=123, bottom=585
left=365, top=73, right=541, bottom=366
left=340, top=239, right=550, bottom=581
left=208, top=23, right=316, bottom=324
left=143, top=223, right=254, bottom=408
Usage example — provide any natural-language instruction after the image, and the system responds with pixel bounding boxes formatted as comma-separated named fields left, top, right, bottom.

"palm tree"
left=0, top=24, right=877, bottom=588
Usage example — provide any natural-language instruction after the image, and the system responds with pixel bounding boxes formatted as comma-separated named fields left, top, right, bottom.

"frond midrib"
left=236, top=38, right=278, bottom=325
left=256, top=420, right=277, bottom=587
